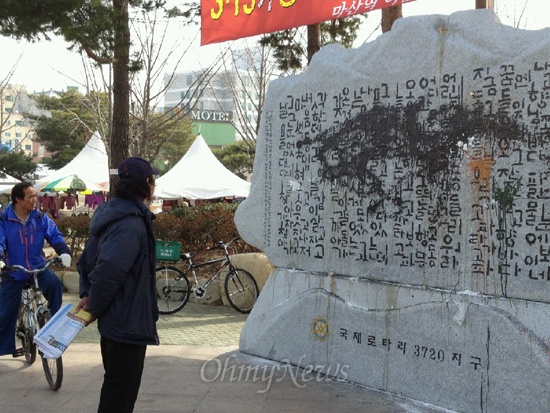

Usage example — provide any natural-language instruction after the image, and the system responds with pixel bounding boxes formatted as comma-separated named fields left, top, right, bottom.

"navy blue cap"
left=118, top=157, right=159, bottom=181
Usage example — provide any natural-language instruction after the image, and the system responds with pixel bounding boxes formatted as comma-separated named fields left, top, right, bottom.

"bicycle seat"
left=181, top=252, right=196, bottom=261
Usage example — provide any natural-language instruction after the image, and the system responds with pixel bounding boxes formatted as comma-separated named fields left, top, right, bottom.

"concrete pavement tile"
left=134, top=394, right=204, bottom=412
left=0, top=407, right=90, bottom=413
left=265, top=377, right=335, bottom=403
left=0, top=360, right=40, bottom=384
left=61, top=393, right=102, bottom=412
left=262, top=397, right=337, bottom=413
left=264, top=384, right=395, bottom=413
left=193, top=394, right=269, bottom=413
left=207, top=377, right=277, bottom=398
left=60, top=372, right=103, bottom=393
left=65, top=292, right=247, bottom=347
left=323, top=385, right=450, bottom=413
left=0, top=385, right=70, bottom=408
left=140, top=375, right=214, bottom=398
left=142, top=354, right=181, bottom=368
left=173, top=345, right=239, bottom=359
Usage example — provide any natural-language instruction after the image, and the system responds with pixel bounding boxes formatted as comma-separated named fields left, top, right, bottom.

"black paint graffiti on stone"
left=304, top=102, right=523, bottom=215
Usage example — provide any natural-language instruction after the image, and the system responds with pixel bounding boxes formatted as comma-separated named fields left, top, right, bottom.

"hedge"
left=53, top=203, right=258, bottom=260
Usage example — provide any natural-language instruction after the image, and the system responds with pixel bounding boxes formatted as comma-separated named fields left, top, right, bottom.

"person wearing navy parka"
left=77, top=157, right=159, bottom=413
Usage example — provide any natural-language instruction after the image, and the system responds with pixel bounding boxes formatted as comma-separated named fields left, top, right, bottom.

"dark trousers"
left=98, top=337, right=147, bottom=413
left=0, top=269, right=62, bottom=355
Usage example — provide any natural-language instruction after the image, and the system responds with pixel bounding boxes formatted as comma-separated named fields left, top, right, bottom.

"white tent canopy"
left=154, top=134, right=250, bottom=200
left=33, top=131, right=109, bottom=192
left=0, top=173, right=21, bottom=195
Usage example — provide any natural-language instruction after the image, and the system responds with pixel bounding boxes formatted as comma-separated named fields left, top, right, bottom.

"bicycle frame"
left=14, top=264, right=51, bottom=350
left=179, top=238, right=239, bottom=294
left=185, top=255, right=234, bottom=291
left=19, top=276, right=49, bottom=338
left=7, top=259, right=64, bottom=391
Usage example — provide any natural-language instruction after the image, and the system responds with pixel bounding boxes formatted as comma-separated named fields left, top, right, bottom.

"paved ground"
left=0, top=293, right=454, bottom=413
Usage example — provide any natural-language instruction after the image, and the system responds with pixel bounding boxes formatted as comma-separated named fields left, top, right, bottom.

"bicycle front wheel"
left=224, top=268, right=259, bottom=314
left=16, top=301, right=37, bottom=364
left=156, top=266, right=191, bottom=315
left=38, top=312, right=63, bottom=391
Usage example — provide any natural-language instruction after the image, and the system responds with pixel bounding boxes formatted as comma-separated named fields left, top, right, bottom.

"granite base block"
left=240, top=269, right=550, bottom=413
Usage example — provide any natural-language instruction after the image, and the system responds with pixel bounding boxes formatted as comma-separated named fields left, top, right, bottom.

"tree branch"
left=84, top=46, right=116, bottom=65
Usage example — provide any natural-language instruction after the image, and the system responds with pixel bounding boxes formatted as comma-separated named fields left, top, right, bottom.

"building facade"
left=163, top=67, right=261, bottom=147
left=0, top=85, right=50, bottom=156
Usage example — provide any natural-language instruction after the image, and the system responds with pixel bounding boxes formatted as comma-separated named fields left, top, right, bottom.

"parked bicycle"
left=156, top=237, right=259, bottom=315
left=1, top=259, right=63, bottom=391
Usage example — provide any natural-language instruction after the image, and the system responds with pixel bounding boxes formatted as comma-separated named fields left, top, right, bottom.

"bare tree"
left=213, top=41, right=278, bottom=149
left=476, top=0, right=494, bottom=9
left=128, top=8, right=221, bottom=168
left=307, top=24, right=321, bottom=64
left=493, top=0, right=531, bottom=28
left=381, top=5, right=403, bottom=33
left=79, top=56, right=114, bottom=154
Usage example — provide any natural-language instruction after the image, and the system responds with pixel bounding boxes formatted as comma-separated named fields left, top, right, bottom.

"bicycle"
left=156, top=237, right=259, bottom=315
left=1, top=259, right=63, bottom=391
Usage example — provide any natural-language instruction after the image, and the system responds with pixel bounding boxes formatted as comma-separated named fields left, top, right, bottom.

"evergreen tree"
left=0, top=1, right=167, bottom=189
left=32, top=90, right=109, bottom=169
left=0, top=148, right=36, bottom=182
left=259, top=15, right=366, bottom=73
left=212, top=141, right=255, bottom=179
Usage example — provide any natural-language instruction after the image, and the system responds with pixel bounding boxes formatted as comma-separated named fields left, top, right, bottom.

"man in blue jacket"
left=76, top=157, right=159, bottom=413
left=0, top=182, right=72, bottom=357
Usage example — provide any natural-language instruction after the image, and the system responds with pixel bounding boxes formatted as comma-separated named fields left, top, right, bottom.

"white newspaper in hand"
left=33, top=303, right=93, bottom=359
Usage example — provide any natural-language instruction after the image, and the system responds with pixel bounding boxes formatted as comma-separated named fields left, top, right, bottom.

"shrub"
left=54, top=204, right=258, bottom=260
left=52, top=214, right=91, bottom=256
left=153, top=203, right=258, bottom=256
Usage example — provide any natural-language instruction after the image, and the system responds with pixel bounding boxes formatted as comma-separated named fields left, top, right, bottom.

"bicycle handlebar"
left=207, top=237, right=240, bottom=251
left=2, top=258, right=58, bottom=275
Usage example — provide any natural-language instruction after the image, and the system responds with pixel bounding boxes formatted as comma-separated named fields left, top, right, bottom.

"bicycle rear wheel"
left=16, top=301, right=37, bottom=364
left=38, top=312, right=63, bottom=391
left=156, top=266, right=191, bottom=315
left=224, top=268, right=259, bottom=314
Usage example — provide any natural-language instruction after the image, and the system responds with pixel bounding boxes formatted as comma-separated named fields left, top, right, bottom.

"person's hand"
left=75, top=296, right=90, bottom=312
left=75, top=296, right=96, bottom=326
left=59, top=253, right=71, bottom=268
left=0, top=261, right=5, bottom=271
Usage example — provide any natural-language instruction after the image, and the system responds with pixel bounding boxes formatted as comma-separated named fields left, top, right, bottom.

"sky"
left=0, top=0, right=547, bottom=94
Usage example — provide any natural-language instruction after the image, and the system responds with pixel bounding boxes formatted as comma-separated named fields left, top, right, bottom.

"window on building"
left=5, top=108, right=12, bottom=113
left=5, top=95, right=13, bottom=102
left=25, top=145, right=31, bottom=150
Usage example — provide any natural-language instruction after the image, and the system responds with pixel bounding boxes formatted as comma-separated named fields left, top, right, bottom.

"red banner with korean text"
left=201, top=0, right=417, bottom=46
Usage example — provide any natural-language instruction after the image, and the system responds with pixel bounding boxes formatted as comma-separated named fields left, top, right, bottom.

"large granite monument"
left=235, top=10, right=550, bottom=413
